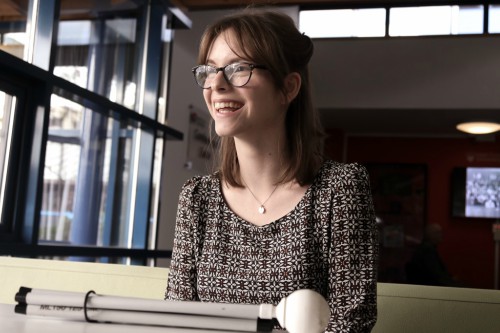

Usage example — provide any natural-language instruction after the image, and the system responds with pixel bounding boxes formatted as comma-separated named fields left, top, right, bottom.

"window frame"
left=0, top=0, right=188, bottom=264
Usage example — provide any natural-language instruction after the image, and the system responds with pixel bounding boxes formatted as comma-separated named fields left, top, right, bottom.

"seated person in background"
left=165, top=8, right=379, bottom=333
left=406, top=223, right=460, bottom=287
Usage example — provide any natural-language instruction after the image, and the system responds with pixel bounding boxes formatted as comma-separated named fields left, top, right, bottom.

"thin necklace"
left=242, top=179, right=279, bottom=214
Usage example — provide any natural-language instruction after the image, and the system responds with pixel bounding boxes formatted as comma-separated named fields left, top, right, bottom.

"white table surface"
left=0, top=304, right=283, bottom=333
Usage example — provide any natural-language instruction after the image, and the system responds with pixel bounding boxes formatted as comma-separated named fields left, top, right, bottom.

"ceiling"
left=172, top=0, right=456, bottom=11
left=1, top=0, right=414, bottom=18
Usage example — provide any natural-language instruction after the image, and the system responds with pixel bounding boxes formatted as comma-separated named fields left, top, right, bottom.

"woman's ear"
left=282, top=72, right=301, bottom=104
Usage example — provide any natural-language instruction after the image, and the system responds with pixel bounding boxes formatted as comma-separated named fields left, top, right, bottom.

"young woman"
left=165, top=8, right=378, bottom=333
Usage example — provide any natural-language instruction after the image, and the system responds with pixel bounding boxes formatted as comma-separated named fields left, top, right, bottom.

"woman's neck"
left=233, top=136, right=289, bottom=190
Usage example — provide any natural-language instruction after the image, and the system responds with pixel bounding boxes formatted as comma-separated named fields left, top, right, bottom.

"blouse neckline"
left=213, top=161, right=329, bottom=229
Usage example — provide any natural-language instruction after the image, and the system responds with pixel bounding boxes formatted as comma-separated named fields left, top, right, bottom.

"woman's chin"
left=214, top=125, right=236, bottom=138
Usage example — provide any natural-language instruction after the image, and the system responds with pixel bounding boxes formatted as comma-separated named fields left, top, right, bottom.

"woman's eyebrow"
left=205, top=58, right=248, bottom=66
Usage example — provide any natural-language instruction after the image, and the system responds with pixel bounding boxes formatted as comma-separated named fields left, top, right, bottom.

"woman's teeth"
left=214, top=102, right=243, bottom=112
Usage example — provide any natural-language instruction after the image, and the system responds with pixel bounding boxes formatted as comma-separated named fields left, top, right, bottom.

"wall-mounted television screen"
left=451, top=167, right=500, bottom=219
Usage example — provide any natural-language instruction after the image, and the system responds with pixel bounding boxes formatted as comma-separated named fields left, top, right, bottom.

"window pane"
left=390, top=5, right=483, bottom=36
left=0, top=0, right=28, bottom=59
left=489, top=5, right=500, bottom=33
left=452, top=5, right=483, bottom=34
left=40, top=141, right=80, bottom=242
left=300, top=8, right=386, bottom=38
left=39, top=93, right=137, bottom=249
left=39, top=94, right=82, bottom=243
left=55, top=0, right=141, bottom=110
left=57, top=21, right=92, bottom=46
left=390, top=6, right=452, bottom=36
left=0, top=90, right=16, bottom=227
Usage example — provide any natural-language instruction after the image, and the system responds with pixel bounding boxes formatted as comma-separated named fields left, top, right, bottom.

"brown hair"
left=198, top=8, right=325, bottom=187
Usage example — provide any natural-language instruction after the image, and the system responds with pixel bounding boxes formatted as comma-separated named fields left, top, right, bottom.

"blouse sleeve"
left=327, top=163, right=378, bottom=333
left=165, top=177, right=201, bottom=301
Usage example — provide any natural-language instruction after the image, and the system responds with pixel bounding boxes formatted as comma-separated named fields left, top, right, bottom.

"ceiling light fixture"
left=456, top=121, right=500, bottom=135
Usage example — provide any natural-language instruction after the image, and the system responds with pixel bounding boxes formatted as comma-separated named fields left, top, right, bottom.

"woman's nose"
left=210, top=71, right=229, bottom=90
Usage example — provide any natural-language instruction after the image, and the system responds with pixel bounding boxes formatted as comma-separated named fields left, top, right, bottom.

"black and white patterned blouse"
left=165, top=160, right=378, bottom=333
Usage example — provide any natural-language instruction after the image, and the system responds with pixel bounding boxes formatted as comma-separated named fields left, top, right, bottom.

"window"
left=0, top=0, right=188, bottom=264
left=389, top=5, right=483, bottom=36
left=0, top=4, right=27, bottom=60
left=55, top=17, right=139, bottom=109
left=300, top=3, right=488, bottom=39
left=489, top=5, right=500, bottom=33
left=300, top=8, right=386, bottom=38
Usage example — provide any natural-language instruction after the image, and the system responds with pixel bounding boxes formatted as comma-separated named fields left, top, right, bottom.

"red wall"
left=326, top=131, right=500, bottom=289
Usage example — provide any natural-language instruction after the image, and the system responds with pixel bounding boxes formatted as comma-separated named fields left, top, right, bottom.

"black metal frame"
left=0, top=47, right=182, bottom=261
left=0, top=242, right=172, bottom=260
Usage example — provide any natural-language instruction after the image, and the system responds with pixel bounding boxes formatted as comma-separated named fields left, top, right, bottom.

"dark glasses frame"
left=191, top=62, right=267, bottom=89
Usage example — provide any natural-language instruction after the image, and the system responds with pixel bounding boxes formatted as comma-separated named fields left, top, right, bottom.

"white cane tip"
left=275, top=289, right=330, bottom=333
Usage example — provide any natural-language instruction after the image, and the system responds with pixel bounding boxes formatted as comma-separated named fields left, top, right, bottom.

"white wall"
left=311, top=36, right=500, bottom=109
left=156, top=11, right=214, bottom=266
left=310, top=35, right=500, bottom=135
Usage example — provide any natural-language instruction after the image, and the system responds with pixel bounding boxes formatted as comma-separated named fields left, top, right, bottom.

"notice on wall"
left=185, top=105, right=215, bottom=173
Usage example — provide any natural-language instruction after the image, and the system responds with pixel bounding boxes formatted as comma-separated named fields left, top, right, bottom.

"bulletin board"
left=185, top=105, right=215, bottom=173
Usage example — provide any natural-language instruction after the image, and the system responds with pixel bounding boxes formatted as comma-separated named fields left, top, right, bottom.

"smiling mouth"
left=214, top=101, right=243, bottom=113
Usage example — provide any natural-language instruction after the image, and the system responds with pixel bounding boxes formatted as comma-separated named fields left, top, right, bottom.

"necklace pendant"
left=258, top=205, right=266, bottom=214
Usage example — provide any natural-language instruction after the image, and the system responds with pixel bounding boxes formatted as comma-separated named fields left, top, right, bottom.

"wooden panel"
left=0, top=0, right=28, bottom=20
left=174, top=0, right=454, bottom=10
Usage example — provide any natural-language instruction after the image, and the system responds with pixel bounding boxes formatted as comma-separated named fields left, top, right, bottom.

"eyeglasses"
left=192, top=62, right=267, bottom=89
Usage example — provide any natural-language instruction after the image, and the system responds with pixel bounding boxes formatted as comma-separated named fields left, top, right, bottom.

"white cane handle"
left=274, top=289, right=330, bottom=333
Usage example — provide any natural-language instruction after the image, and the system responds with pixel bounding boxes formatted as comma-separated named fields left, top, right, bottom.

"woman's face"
left=202, top=30, right=288, bottom=141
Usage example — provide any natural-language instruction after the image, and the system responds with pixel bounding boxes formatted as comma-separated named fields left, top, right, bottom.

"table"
left=0, top=304, right=283, bottom=333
